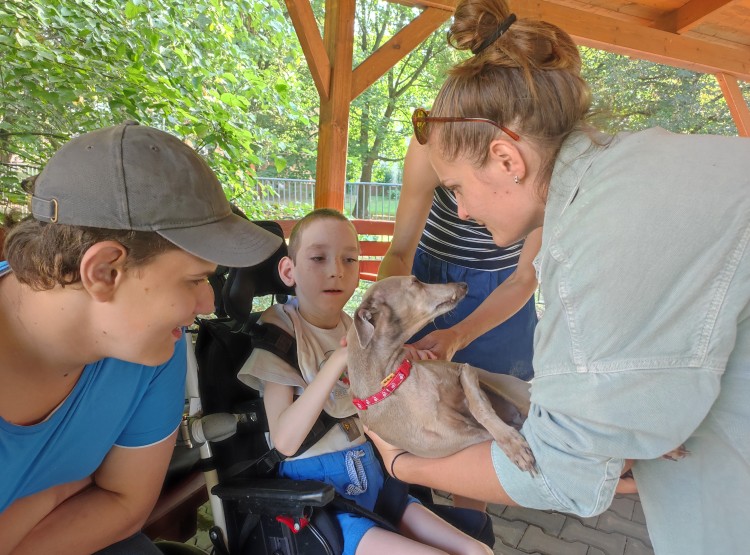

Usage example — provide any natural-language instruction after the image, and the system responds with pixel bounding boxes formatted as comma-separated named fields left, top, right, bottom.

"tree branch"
left=0, top=161, right=41, bottom=169
left=0, top=131, right=69, bottom=140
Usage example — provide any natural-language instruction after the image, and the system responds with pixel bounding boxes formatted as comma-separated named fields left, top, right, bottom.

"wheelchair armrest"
left=211, top=478, right=335, bottom=516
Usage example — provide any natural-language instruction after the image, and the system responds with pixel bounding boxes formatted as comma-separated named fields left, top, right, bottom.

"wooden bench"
left=274, top=219, right=394, bottom=282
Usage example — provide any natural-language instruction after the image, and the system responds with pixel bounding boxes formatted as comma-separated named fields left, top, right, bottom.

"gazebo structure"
left=143, top=1, right=750, bottom=544
left=284, top=0, right=750, bottom=210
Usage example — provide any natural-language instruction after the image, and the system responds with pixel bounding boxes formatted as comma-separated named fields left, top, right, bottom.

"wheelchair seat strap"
left=330, top=493, right=400, bottom=534
left=250, top=321, right=299, bottom=370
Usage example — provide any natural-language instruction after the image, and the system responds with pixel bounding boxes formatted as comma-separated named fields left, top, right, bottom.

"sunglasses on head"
left=411, top=107, right=520, bottom=145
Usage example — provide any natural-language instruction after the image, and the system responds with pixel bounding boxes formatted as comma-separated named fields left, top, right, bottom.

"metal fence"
left=254, top=177, right=401, bottom=221
left=0, top=177, right=403, bottom=222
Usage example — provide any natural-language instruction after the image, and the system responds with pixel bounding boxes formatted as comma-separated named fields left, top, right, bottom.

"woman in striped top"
left=380, top=138, right=540, bottom=382
left=378, top=137, right=541, bottom=512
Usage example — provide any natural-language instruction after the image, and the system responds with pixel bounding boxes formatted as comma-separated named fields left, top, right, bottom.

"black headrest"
left=221, top=220, right=294, bottom=324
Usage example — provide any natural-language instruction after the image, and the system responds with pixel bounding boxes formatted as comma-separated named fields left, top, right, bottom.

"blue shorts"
left=411, top=247, right=537, bottom=380
left=278, top=442, right=415, bottom=555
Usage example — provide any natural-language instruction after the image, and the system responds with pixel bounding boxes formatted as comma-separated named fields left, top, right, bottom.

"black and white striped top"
left=417, top=187, right=523, bottom=271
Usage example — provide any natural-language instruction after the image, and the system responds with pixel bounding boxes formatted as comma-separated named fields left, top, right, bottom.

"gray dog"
left=347, top=276, right=536, bottom=473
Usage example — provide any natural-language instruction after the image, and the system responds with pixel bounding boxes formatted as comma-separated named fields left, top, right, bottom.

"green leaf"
left=15, top=34, right=32, bottom=48
left=124, top=2, right=146, bottom=19
left=274, top=156, right=287, bottom=173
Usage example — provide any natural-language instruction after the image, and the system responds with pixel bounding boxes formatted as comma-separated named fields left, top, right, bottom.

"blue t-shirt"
left=0, top=261, right=186, bottom=511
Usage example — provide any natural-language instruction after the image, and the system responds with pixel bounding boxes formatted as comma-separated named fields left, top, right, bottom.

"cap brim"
left=158, top=213, right=283, bottom=268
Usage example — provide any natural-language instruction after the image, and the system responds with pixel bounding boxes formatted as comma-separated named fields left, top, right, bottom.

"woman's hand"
left=615, top=475, right=638, bottom=494
left=411, top=328, right=464, bottom=361
left=402, top=343, right=438, bottom=362
left=616, top=459, right=638, bottom=494
left=364, top=426, right=408, bottom=478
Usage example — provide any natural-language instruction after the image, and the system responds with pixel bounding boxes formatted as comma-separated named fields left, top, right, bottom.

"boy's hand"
left=328, top=346, right=348, bottom=364
left=321, top=346, right=348, bottom=378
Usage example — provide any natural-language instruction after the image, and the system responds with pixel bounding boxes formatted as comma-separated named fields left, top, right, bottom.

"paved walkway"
left=185, top=491, right=654, bottom=554
left=483, top=494, right=653, bottom=555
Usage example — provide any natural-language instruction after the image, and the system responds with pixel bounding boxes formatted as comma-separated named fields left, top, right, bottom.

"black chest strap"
left=244, top=322, right=356, bottom=474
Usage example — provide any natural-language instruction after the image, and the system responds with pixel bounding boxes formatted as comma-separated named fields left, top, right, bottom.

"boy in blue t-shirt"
left=0, top=122, right=281, bottom=554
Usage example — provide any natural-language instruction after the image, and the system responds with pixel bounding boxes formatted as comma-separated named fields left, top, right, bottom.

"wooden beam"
left=352, top=219, right=395, bottom=235
left=274, top=219, right=395, bottom=237
left=654, top=0, right=735, bottom=34
left=351, top=7, right=452, bottom=99
left=285, top=0, right=331, bottom=99
left=508, top=0, right=750, bottom=82
left=315, top=0, right=356, bottom=210
left=275, top=219, right=394, bottom=281
left=716, top=73, right=750, bottom=136
left=388, top=0, right=457, bottom=10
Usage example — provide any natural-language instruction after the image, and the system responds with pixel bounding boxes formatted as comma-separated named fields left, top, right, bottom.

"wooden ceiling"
left=285, top=0, right=750, bottom=209
left=401, top=0, right=750, bottom=79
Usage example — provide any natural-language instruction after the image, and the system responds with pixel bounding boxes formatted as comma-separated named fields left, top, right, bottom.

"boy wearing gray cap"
left=0, top=121, right=281, bottom=554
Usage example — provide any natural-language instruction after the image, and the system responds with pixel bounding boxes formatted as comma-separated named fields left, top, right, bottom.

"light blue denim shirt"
left=492, top=128, right=750, bottom=555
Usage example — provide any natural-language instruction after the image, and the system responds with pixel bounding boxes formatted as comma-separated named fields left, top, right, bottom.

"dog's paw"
left=662, top=444, right=690, bottom=461
left=497, top=429, right=537, bottom=474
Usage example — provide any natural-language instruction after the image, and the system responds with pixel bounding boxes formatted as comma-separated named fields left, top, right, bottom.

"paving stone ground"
left=429, top=490, right=653, bottom=555
left=184, top=491, right=653, bottom=554
left=486, top=494, right=652, bottom=555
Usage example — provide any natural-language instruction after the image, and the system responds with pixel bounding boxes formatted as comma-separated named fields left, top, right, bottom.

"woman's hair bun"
left=448, top=0, right=581, bottom=74
left=448, top=0, right=512, bottom=53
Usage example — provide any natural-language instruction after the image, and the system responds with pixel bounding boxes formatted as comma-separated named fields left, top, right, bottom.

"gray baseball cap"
left=31, top=121, right=281, bottom=267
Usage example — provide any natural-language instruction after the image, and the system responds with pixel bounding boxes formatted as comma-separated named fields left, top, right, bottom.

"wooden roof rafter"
left=283, top=0, right=750, bottom=212
left=507, top=0, right=750, bottom=82
left=654, top=0, right=736, bottom=34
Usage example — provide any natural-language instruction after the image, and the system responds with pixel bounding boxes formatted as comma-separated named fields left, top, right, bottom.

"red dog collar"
left=352, top=359, right=412, bottom=410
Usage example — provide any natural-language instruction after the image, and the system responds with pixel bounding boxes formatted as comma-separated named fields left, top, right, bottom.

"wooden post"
left=284, top=0, right=454, bottom=212
left=314, top=0, right=356, bottom=211
left=716, top=73, right=750, bottom=137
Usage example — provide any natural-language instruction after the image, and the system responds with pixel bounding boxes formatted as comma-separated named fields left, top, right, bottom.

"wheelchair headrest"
left=221, top=220, right=294, bottom=324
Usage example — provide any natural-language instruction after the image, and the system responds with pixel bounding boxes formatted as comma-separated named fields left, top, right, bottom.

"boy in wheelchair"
left=237, top=209, right=492, bottom=555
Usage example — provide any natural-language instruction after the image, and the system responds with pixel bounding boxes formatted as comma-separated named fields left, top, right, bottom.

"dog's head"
left=351, top=276, right=468, bottom=349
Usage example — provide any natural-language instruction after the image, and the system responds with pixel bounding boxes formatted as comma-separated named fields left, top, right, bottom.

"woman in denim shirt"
left=366, top=1, right=750, bottom=554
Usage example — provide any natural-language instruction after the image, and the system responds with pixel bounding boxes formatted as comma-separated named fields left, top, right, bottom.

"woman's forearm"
left=388, top=440, right=517, bottom=506
left=451, top=227, right=541, bottom=349
left=377, top=248, right=414, bottom=280
left=450, top=270, right=537, bottom=349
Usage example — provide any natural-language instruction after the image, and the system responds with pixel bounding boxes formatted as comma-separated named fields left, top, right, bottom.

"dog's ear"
left=353, top=307, right=375, bottom=348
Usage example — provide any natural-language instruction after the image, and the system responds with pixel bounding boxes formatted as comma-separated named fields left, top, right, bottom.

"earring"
left=514, top=175, right=520, bottom=184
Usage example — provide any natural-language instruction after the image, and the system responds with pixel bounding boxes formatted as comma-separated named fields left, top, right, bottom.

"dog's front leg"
left=459, top=364, right=537, bottom=474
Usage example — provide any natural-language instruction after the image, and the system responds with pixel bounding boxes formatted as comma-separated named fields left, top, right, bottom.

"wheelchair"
left=183, top=219, right=495, bottom=555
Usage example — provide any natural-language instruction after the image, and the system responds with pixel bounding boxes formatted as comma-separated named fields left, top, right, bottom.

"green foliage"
left=581, top=47, right=748, bottom=135
left=0, top=0, right=307, bottom=210
left=238, top=201, right=313, bottom=221
left=1, top=0, right=748, bottom=223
